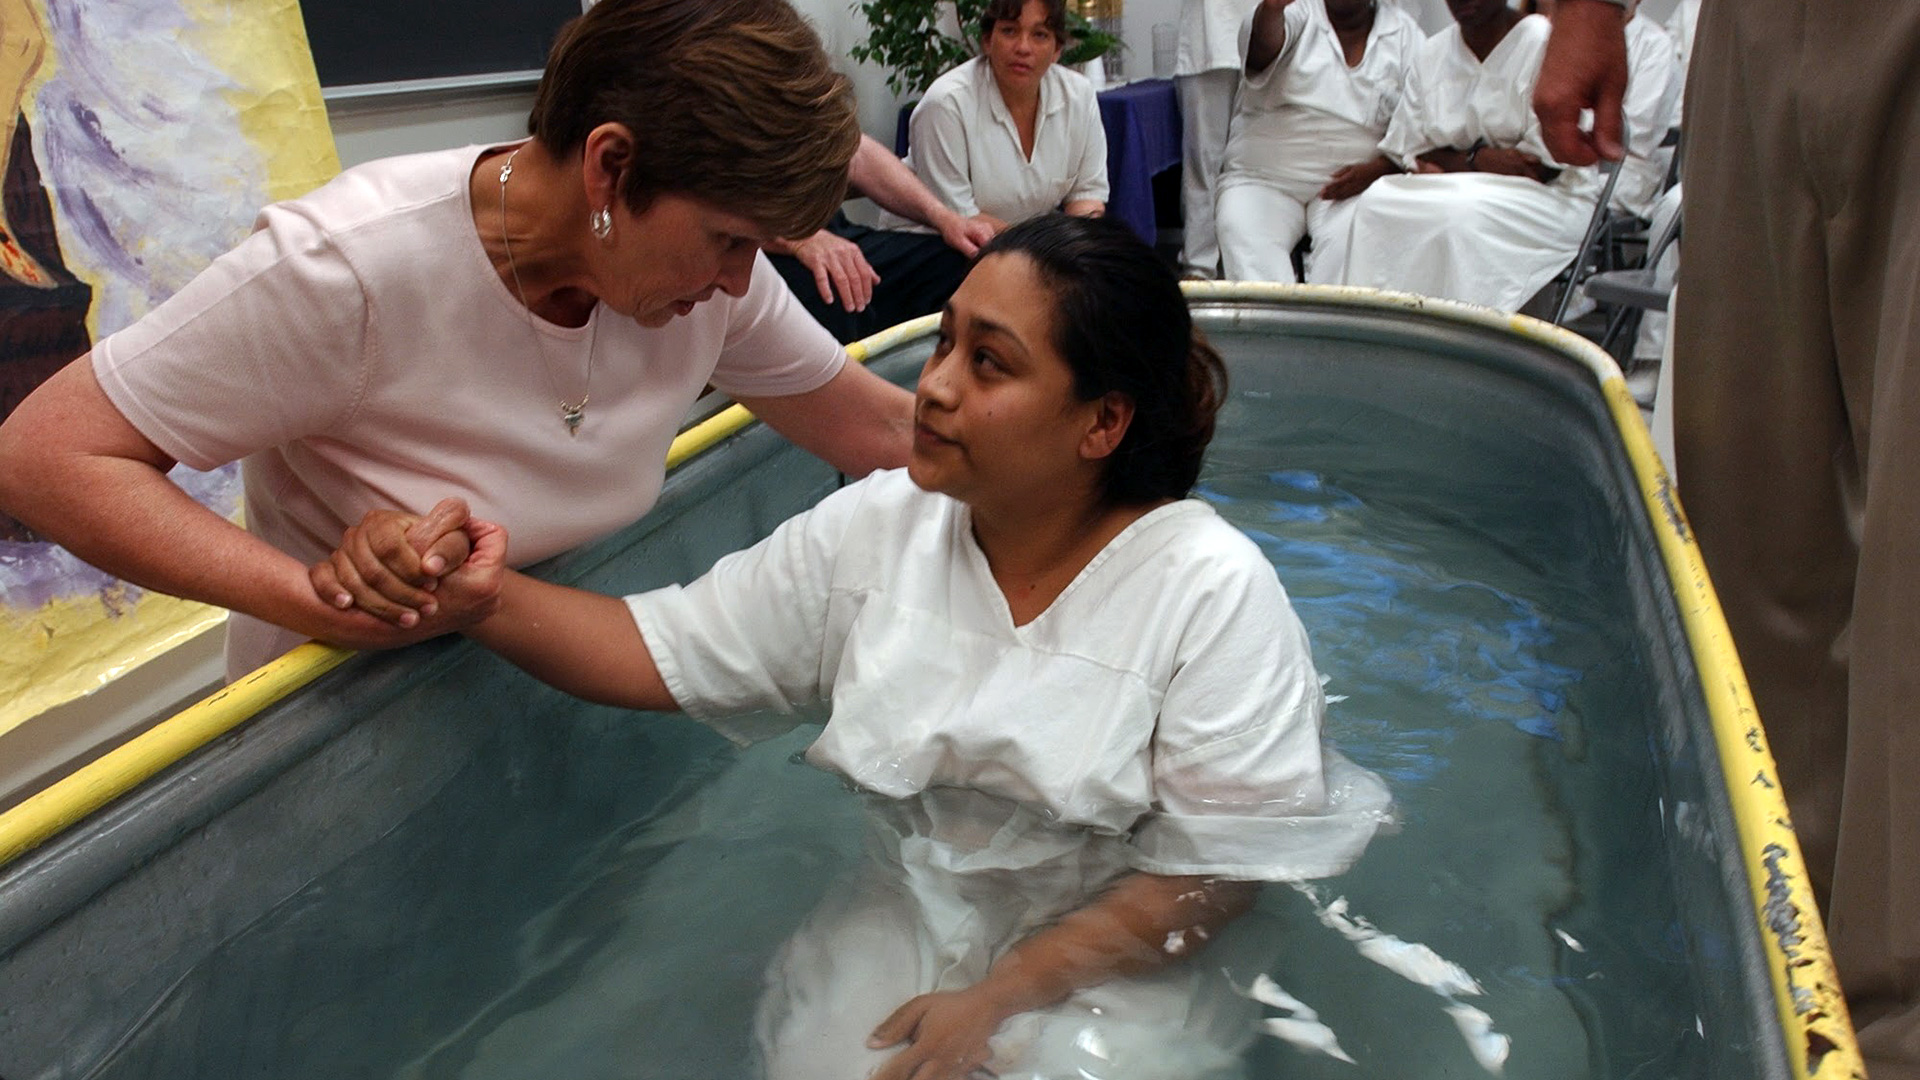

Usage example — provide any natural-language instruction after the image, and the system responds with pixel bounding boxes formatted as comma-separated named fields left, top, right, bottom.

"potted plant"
left=851, top=0, right=1123, bottom=98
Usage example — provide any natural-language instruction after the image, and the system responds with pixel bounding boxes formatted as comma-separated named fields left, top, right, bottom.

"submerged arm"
left=867, top=872, right=1258, bottom=1080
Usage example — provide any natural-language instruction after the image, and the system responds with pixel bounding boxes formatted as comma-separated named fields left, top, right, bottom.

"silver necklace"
left=498, top=147, right=594, bottom=436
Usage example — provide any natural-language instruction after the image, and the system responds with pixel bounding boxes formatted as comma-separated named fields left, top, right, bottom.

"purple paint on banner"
left=0, top=463, right=240, bottom=613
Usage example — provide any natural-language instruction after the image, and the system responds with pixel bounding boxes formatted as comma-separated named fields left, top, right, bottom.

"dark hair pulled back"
left=976, top=214, right=1228, bottom=506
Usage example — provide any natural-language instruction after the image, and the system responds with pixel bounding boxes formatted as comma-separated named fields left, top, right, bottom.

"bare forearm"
left=0, top=358, right=488, bottom=656
left=741, top=362, right=913, bottom=476
left=849, top=134, right=962, bottom=233
left=975, top=873, right=1257, bottom=1017
left=467, top=572, right=678, bottom=711
left=0, top=360, right=375, bottom=644
left=8, top=455, right=330, bottom=627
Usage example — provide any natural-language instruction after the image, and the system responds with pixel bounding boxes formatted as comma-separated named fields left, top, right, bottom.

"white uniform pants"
left=1176, top=69, right=1238, bottom=278
left=1216, top=182, right=1346, bottom=284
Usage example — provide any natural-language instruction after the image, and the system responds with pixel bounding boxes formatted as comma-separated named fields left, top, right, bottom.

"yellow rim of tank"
left=0, top=286, right=1860, bottom=1080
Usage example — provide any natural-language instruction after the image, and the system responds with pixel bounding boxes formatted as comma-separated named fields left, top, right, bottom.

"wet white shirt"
left=633, top=468, right=1389, bottom=882
left=885, top=58, right=1109, bottom=232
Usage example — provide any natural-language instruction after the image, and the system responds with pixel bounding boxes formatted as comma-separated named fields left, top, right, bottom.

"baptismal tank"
left=0, top=287, right=1860, bottom=1080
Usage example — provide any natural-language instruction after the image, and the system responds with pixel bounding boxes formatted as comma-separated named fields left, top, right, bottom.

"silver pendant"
left=561, top=398, right=587, bottom=437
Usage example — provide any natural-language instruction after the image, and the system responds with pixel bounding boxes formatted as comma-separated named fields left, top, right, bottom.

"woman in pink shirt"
left=0, top=0, right=914, bottom=677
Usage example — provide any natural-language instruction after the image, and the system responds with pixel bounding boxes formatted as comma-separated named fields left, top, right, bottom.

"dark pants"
left=1676, top=0, right=1920, bottom=1072
left=769, top=214, right=971, bottom=345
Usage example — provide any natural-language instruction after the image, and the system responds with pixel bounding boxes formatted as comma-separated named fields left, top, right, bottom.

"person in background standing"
left=1538, top=2, right=1920, bottom=1076
left=1172, top=0, right=1252, bottom=278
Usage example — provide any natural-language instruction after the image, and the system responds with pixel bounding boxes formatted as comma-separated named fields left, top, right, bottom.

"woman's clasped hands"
left=310, top=498, right=507, bottom=643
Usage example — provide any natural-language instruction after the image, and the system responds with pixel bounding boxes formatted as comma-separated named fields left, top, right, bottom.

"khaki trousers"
left=1675, top=0, right=1920, bottom=1074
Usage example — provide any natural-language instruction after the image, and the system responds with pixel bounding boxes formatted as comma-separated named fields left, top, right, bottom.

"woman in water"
left=334, top=214, right=1389, bottom=1079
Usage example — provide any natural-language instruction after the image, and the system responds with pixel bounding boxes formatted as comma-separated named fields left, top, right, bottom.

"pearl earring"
left=590, top=206, right=613, bottom=241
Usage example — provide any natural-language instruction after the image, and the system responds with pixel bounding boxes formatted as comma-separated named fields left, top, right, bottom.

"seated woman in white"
left=1307, top=0, right=1602, bottom=312
left=1215, top=0, right=1423, bottom=283
left=339, top=215, right=1388, bottom=1080
left=883, top=0, right=1109, bottom=234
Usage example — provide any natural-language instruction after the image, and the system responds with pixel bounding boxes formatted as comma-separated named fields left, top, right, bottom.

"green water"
left=81, top=386, right=1757, bottom=1080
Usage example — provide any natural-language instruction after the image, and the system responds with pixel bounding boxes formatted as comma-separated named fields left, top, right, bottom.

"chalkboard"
left=301, top=0, right=583, bottom=89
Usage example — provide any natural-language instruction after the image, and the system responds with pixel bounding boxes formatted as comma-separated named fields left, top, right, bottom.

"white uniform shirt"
left=1613, top=13, right=1681, bottom=218
left=884, top=58, right=1109, bottom=232
left=1220, top=0, right=1424, bottom=195
left=1377, top=14, right=1598, bottom=197
left=633, top=469, right=1390, bottom=882
left=93, top=144, right=846, bottom=674
left=1666, top=0, right=1701, bottom=75
left=1177, top=0, right=1258, bottom=75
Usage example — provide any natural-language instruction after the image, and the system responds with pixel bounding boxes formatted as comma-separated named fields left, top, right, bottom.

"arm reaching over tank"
left=310, top=500, right=680, bottom=712
left=867, top=873, right=1258, bottom=1080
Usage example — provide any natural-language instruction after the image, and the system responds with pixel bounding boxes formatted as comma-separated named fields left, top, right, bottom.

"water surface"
left=84, top=379, right=1746, bottom=1080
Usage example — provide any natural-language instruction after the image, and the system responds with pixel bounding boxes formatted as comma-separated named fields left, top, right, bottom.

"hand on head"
left=310, top=497, right=506, bottom=634
left=940, top=214, right=1003, bottom=258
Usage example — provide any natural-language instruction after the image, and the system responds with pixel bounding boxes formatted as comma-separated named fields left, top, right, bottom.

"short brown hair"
left=529, top=0, right=859, bottom=239
left=980, top=0, right=1068, bottom=43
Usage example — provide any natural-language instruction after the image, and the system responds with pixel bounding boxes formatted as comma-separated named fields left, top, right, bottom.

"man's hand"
left=786, top=229, right=881, bottom=312
left=1533, top=0, right=1629, bottom=166
left=1319, top=155, right=1399, bottom=200
left=935, top=212, right=1000, bottom=257
left=868, top=987, right=1015, bottom=1080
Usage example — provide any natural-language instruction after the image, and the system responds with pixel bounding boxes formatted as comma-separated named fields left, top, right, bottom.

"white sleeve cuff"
left=1127, top=752, right=1394, bottom=881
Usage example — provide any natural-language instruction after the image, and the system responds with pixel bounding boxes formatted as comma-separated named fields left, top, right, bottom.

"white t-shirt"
left=633, top=469, right=1391, bottom=882
left=93, top=143, right=847, bottom=674
left=1220, top=0, right=1424, bottom=197
left=885, top=58, right=1110, bottom=232
left=1612, top=13, right=1681, bottom=219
